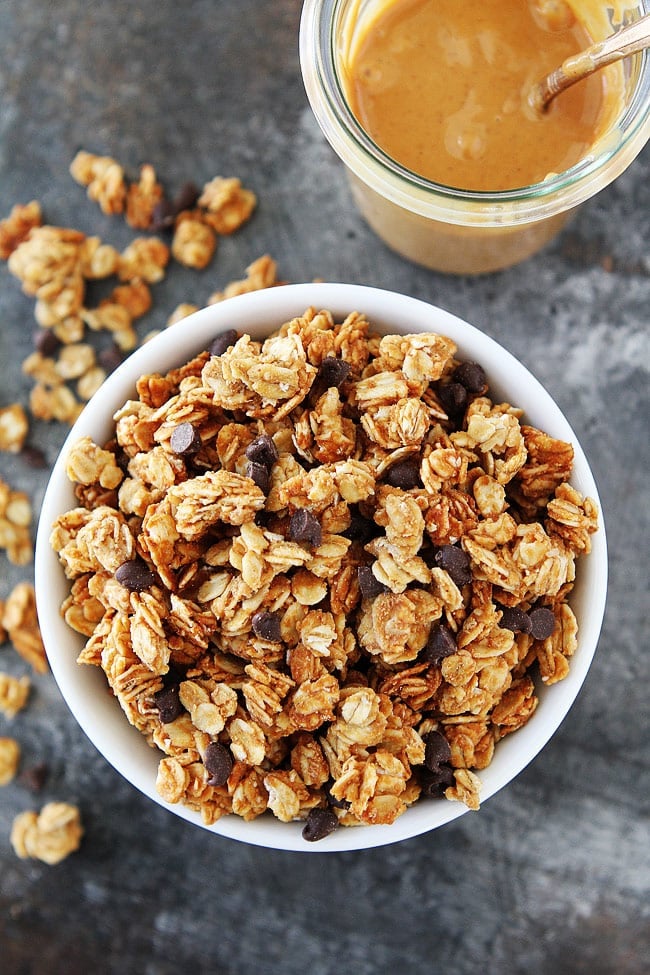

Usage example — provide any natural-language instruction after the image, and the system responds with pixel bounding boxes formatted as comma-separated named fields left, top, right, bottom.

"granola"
left=10, top=801, right=83, bottom=864
left=0, top=737, right=21, bottom=785
left=50, top=308, right=598, bottom=839
left=1, top=152, right=260, bottom=434
left=0, top=476, right=34, bottom=566
left=2, top=581, right=48, bottom=673
left=0, top=672, right=31, bottom=718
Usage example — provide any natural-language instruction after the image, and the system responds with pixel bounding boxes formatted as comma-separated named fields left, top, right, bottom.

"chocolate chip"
left=245, top=434, right=278, bottom=470
left=99, top=343, right=125, bottom=374
left=423, top=623, right=457, bottom=664
left=453, top=361, right=487, bottom=394
left=173, top=180, right=200, bottom=212
left=33, top=328, right=62, bottom=357
left=357, top=565, right=389, bottom=599
left=437, top=381, right=468, bottom=418
left=246, top=460, right=269, bottom=493
left=433, top=545, right=472, bottom=587
left=384, top=458, right=421, bottom=490
left=302, top=806, right=339, bottom=842
left=18, top=762, right=49, bottom=792
left=342, top=509, right=377, bottom=543
left=20, top=445, right=48, bottom=469
left=418, top=763, right=455, bottom=798
left=151, top=182, right=200, bottom=233
left=153, top=684, right=183, bottom=723
left=422, top=730, right=452, bottom=771
left=324, top=780, right=350, bottom=810
left=529, top=607, right=556, bottom=640
left=170, top=422, right=202, bottom=456
left=208, top=329, right=239, bottom=357
left=115, top=558, right=157, bottom=592
left=316, top=355, right=351, bottom=390
left=289, top=509, right=322, bottom=547
left=150, top=197, right=177, bottom=232
left=204, top=741, right=233, bottom=788
left=498, top=605, right=532, bottom=634
left=308, top=356, right=352, bottom=405
left=251, top=610, right=282, bottom=642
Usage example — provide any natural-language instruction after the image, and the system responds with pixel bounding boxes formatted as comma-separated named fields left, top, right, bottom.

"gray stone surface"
left=0, top=2, right=648, bottom=973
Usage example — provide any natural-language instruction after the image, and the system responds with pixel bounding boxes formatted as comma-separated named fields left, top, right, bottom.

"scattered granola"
left=50, top=307, right=598, bottom=838
left=10, top=801, right=83, bottom=864
left=0, top=672, right=31, bottom=718
left=0, top=736, right=21, bottom=785
left=0, top=200, right=43, bottom=260
left=1, top=151, right=259, bottom=432
left=69, top=150, right=128, bottom=215
left=2, top=581, right=48, bottom=673
left=0, top=475, right=33, bottom=566
left=208, top=254, right=281, bottom=304
left=0, top=403, right=29, bottom=453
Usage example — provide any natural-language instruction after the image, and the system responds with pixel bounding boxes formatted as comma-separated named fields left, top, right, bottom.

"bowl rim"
left=35, top=282, right=608, bottom=852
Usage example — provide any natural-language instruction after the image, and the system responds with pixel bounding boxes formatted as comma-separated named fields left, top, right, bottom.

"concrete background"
left=0, top=2, right=648, bottom=972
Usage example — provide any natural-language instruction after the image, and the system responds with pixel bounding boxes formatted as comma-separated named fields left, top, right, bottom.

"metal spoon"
left=529, top=13, right=650, bottom=113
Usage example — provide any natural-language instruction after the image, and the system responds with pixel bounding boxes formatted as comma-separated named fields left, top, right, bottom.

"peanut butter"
left=345, top=0, right=606, bottom=190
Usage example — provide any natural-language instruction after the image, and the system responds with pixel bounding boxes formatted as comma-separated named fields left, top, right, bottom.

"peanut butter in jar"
left=300, top=0, right=650, bottom=274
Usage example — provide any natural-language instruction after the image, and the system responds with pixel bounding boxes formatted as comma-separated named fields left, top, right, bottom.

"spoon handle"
left=532, top=12, right=650, bottom=112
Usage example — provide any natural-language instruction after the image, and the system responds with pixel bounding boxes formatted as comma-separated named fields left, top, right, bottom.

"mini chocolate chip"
left=529, top=607, right=556, bottom=640
left=498, top=605, right=532, bottom=634
left=437, top=381, right=468, bottom=418
left=384, top=458, right=421, bottom=490
left=153, top=684, right=184, bottom=723
left=150, top=197, right=177, bottom=232
left=418, top=763, right=456, bottom=798
left=342, top=509, right=377, bottom=543
left=289, top=509, right=322, bottom=547
left=115, top=558, right=157, bottom=592
left=246, top=460, right=269, bottom=493
left=245, top=434, right=279, bottom=469
left=173, top=180, right=200, bottom=212
left=453, top=361, right=487, bottom=394
left=33, top=328, right=62, bottom=357
left=170, top=422, right=202, bottom=456
left=251, top=610, right=282, bottom=642
left=422, top=730, right=452, bottom=771
left=204, top=741, right=234, bottom=787
left=423, top=623, right=457, bottom=664
left=433, top=545, right=472, bottom=587
left=208, top=329, right=239, bottom=357
left=18, top=762, right=49, bottom=792
left=20, top=445, right=48, bottom=469
left=302, top=806, right=339, bottom=842
left=99, top=344, right=125, bottom=373
left=357, top=565, right=389, bottom=599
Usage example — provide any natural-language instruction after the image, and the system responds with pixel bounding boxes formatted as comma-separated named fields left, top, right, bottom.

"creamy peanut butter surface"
left=346, top=0, right=607, bottom=190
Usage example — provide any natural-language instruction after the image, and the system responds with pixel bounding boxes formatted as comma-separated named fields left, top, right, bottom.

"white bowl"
left=35, top=283, right=608, bottom=851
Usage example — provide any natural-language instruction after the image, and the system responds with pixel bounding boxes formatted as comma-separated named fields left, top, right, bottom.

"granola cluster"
left=0, top=475, right=34, bottom=566
left=50, top=308, right=598, bottom=840
left=0, top=153, right=261, bottom=432
left=10, top=801, right=83, bottom=865
left=69, top=151, right=256, bottom=269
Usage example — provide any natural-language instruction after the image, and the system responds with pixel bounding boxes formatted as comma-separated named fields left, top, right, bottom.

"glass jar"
left=300, top=0, right=650, bottom=274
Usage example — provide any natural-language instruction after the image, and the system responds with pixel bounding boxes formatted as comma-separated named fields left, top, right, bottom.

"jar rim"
left=300, top=0, right=650, bottom=226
